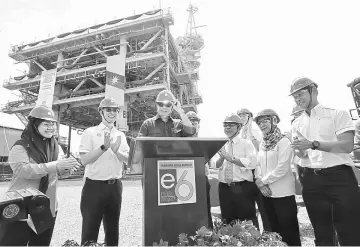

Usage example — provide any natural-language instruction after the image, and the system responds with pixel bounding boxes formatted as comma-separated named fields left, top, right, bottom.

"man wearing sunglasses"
left=138, top=90, right=195, bottom=137
left=79, top=97, right=130, bottom=246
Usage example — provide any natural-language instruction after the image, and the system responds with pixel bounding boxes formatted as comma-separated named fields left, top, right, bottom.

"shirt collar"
left=311, top=103, right=322, bottom=114
left=230, top=134, right=241, bottom=144
left=154, top=114, right=173, bottom=121
left=98, top=122, right=113, bottom=131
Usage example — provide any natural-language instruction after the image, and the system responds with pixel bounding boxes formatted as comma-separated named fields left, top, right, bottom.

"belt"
left=304, top=165, right=349, bottom=175
left=222, top=181, right=248, bottom=187
left=86, top=178, right=119, bottom=184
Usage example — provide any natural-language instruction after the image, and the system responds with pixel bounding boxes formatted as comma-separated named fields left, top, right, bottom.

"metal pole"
left=67, top=125, right=72, bottom=158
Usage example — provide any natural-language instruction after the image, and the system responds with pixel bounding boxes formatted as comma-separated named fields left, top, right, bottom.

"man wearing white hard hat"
left=79, top=97, right=130, bottom=246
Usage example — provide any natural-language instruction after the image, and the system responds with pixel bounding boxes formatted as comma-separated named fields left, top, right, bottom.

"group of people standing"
left=214, top=76, right=360, bottom=247
left=1, top=75, right=359, bottom=247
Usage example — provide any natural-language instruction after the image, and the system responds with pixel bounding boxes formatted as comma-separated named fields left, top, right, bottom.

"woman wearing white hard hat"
left=254, top=109, right=301, bottom=246
left=0, top=105, right=80, bottom=246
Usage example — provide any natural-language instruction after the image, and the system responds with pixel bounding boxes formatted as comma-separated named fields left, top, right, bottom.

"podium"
left=128, top=137, right=227, bottom=246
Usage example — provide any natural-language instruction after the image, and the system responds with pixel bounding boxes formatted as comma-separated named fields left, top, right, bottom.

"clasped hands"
left=290, top=131, right=312, bottom=158
left=255, top=178, right=272, bottom=197
left=103, top=132, right=122, bottom=153
left=218, top=147, right=232, bottom=161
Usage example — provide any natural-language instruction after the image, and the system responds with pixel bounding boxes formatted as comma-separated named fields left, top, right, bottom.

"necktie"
left=224, top=140, right=233, bottom=183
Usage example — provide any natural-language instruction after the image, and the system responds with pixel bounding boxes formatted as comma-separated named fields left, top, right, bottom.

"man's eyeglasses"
left=256, top=118, right=271, bottom=126
left=40, top=122, right=56, bottom=129
left=103, top=108, right=120, bottom=113
left=223, top=123, right=238, bottom=128
left=157, top=102, right=172, bottom=108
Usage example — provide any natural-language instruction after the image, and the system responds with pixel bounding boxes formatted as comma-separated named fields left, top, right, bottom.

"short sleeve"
left=119, top=132, right=130, bottom=154
left=138, top=120, right=149, bottom=137
left=335, top=110, right=355, bottom=136
left=79, top=129, right=93, bottom=153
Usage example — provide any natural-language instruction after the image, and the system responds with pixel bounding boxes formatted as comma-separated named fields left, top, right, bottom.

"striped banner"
left=105, top=54, right=127, bottom=130
left=105, top=55, right=125, bottom=106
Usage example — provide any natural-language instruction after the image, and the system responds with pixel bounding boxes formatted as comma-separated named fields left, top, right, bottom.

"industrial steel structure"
left=1, top=7, right=203, bottom=138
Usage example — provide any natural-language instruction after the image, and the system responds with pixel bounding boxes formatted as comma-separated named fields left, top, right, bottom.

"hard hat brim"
left=28, top=116, right=57, bottom=122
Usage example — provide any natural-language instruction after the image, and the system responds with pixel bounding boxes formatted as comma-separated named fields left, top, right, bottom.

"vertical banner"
left=105, top=54, right=125, bottom=106
left=36, top=69, right=57, bottom=108
left=116, top=102, right=128, bottom=131
left=106, top=54, right=127, bottom=131
left=157, top=160, right=196, bottom=206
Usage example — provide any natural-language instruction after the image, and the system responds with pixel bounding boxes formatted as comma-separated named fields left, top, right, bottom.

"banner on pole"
left=105, top=54, right=127, bottom=131
left=36, top=69, right=57, bottom=108
left=105, top=55, right=125, bottom=106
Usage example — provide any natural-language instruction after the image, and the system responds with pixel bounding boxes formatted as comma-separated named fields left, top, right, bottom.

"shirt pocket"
left=318, top=117, right=335, bottom=140
left=148, top=129, right=162, bottom=137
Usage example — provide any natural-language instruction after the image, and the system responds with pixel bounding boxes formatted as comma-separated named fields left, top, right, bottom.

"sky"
left=0, top=0, right=359, bottom=150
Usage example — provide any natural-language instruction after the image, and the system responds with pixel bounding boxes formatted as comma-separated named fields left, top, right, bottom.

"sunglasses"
left=103, top=108, right=119, bottom=113
left=223, top=123, right=238, bottom=128
left=157, top=102, right=172, bottom=108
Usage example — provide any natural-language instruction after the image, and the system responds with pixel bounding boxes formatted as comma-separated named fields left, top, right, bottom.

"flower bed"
left=153, top=217, right=287, bottom=246
left=62, top=218, right=287, bottom=246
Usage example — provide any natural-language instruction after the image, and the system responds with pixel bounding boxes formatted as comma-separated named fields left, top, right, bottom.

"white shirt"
left=292, top=104, right=354, bottom=169
left=218, top=135, right=257, bottom=183
left=291, top=117, right=311, bottom=168
left=79, top=122, right=130, bottom=180
left=257, top=138, right=295, bottom=198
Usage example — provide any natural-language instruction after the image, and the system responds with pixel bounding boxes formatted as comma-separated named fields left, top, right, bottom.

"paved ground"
left=0, top=178, right=314, bottom=246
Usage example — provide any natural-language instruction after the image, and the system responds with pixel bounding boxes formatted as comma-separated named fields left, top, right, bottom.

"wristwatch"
left=100, top=144, right=108, bottom=152
left=311, top=141, right=320, bottom=150
left=231, top=156, right=236, bottom=163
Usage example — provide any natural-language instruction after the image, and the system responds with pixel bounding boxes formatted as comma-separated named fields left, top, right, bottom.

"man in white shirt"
left=216, top=113, right=258, bottom=227
left=290, top=77, right=360, bottom=246
left=290, top=105, right=305, bottom=186
left=79, top=98, right=129, bottom=246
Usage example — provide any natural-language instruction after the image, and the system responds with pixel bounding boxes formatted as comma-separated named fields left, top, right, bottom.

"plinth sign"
left=158, top=160, right=196, bottom=206
left=128, top=137, right=227, bottom=246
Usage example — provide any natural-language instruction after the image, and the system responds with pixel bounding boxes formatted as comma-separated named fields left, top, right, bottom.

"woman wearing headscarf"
left=0, top=105, right=80, bottom=246
left=254, top=109, right=301, bottom=246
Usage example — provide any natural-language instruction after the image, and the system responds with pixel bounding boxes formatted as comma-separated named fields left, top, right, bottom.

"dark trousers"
left=0, top=215, right=56, bottom=246
left=302, top=165, right=360, bottom=246
left=205, top=176, right=213, bottom=229
left=81, top=178, right=123, bottom=246
left=218, top=181, right=258, bottom=228
left=254, top=187, right=272, bottom=232
left=262, top=195, right=301, bottom=246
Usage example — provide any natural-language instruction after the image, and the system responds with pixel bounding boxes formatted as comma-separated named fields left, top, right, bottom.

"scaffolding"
left=1, top=6, right=203, bottom=138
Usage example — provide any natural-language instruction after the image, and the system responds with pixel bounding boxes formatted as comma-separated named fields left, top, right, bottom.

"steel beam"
left=10, top=15, right=165, bottom=58
left=33, top=60, right=47, bottom=71
left=93, top=46, right=108, bottom=58
left=3, top=83, right=167, bottom=113
left=4, top=53, right=166, bottom=90
left=73, top=79, right=87, bottom=92
left=140, top=29, right=162, bottom=51
left=145, top=63, right=165, bottom=80
left=89, top=78, right=103, bottom=87
left=71, top=48, right=89, bottom=65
